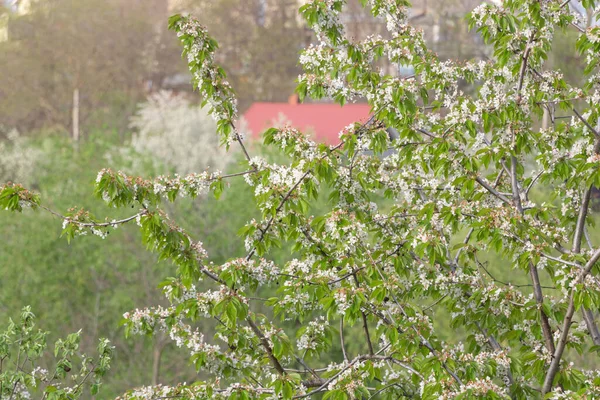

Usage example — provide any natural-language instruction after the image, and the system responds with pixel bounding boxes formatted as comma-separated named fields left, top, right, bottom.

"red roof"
left=242, top=102, right=372, bottom=145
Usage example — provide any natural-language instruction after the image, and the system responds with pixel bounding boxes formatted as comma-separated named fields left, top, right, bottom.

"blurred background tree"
left=0, top=0, right=308, bottom=138
left=175, top=0, right=308, bottom=110
left=128, top=90, right=234, bottom=175
left=0, top=129, right=255, bottom=396
left=0, top=0, right=181, bottom=136
left=0, top=0, right=589, bottom=139
left=1, top=0, right=598, bottom=396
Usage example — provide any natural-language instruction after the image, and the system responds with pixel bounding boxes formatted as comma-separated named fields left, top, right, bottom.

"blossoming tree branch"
left=3, top=0, right=600, bottom=398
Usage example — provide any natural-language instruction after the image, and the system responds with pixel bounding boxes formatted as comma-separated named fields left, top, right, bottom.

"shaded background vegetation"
left=0, top=0, right=594, bottom=396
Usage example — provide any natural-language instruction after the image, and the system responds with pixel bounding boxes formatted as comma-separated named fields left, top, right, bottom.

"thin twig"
left=573, top=109, right=600, bottom=138
left=475, top=258, right=555, bottom=290
left=229, top=122, right=252, bottom=163
left=38, top=205, right=145, bottom=228
left=340, top=319, right=348, bottom=362
left=475, top=176, right=512, bottom=204
left=525, top=169, right=545, bottom=199
left=584, top=226, right=594, bottom=249
left=421, top=295, right=448, bottom=311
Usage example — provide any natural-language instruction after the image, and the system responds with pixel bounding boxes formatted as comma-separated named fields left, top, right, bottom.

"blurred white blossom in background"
left=129, top=91, right=234, bottom=175
left=0, top=128, right=42, bottom=186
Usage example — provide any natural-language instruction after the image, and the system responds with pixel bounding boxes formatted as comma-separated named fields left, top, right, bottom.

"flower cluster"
left=219, top=258, right=280, bottom=289
left=123, top=306, right=176, bottom=336
left=443, top=376, right=510, bottom=399
left=118, top=383, right=274, bottom=400
left=0, top=307, right=113, bottom=399
left=296, top=317, right=331, bottom=354
left=0, top=182, right=40, bottom=211
left=168, top=15, right=238, bottom=144
left=95, top=168, right=227, bottom=207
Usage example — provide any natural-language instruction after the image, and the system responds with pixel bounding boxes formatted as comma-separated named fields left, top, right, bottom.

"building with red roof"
left=241, top=96, right=372, bottom=145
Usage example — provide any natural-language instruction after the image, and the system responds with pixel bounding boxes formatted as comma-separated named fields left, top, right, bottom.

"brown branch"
left=475, top=176, right=512, bottom=204
left=574, top=187, right=593, bottom=255
left=525, top=169, right=545, bottom=199
left=574, top=139, right=600, bottom=254
left=529, top=261, right=556, bottom=354
left=572, top=109, right=600, bottom=138
left=509, top=139, right=556, bottom=355
left=351, top=272, right=374, bottom=356
left=293, top=355, right=422, bottom=399
left=583, top=309, right=600, bottom=346
left=246, top=318, right=285, bottom=375
left=559, top=0, right=571, bottom=8
left=516, top=38, right=533, bottom=103
left=510, top=155, right=523, bottom=213
left=542, top=247, right=600, bottom=395
left=572, top=139, right=600, bottom=346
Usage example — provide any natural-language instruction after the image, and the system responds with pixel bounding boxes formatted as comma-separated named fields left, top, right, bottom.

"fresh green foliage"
left=4, top=0, right=600, bottom=399
left=0, top=307, right=112, bottom=399
left=0, top=134, right=258, bottom=397
left=0, top=183, right=39, bottom=212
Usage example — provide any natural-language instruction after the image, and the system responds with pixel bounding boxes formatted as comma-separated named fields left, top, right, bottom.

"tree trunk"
left=152, top=339, right=164, bottom=386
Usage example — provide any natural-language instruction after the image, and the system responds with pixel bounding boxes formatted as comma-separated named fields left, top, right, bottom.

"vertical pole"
left=72, top=87, right=79, bottom=143
left=542, top=107, right=550, bottom=130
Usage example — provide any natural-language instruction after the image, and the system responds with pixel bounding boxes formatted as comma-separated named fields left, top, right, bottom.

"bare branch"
left=543, top=247, right=600, bottom=394
left=246, top=318, right=285, bottom=375
left=38, top=205, right=145, bottom=228
left=525, top=169, right=545, bottom=199
left=573, top=108, right=600, bottom=138
left=475, top=176, right=512, bottom=204
left=293, top=355, right=422, bottom=399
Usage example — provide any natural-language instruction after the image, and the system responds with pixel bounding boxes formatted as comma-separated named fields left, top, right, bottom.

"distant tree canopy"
left=0, top=0, right=309, bottom=135
left=0, top=0, right=524, bottom=137
left=177, top=0, right=309, bottom=110
left=0, top=0, right=180, bottom=134
left=4, top=0, right=600, bottom=399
